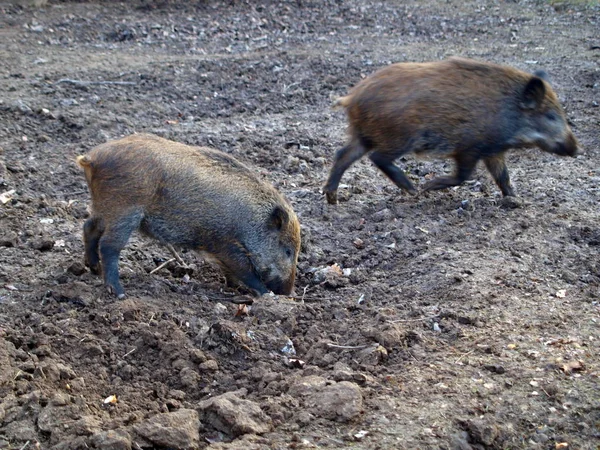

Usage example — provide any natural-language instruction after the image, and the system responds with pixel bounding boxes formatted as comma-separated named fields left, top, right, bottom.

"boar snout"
left=555, top=133, right=579, bottom=157
left=537, top=132, right=579, bottom=157
left=264, top=275, right=294, bottom=296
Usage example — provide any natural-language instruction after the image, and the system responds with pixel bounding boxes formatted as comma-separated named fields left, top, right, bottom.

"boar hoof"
left=106, top=284, right=126, bottom=299
left=324, top=190, right=338, bottom=205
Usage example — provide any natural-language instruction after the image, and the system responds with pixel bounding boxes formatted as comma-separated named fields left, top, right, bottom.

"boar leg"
left=98, top=211, right=143, bottom=299
left=369, top=152, right=417, bottom=195
left=483, top=154, right=515, bottom=197
left=83, top=217, right=104, bottom=274
left=323, top=141, right=367, bottom=204
left=422, top=152, right=479, bottom=193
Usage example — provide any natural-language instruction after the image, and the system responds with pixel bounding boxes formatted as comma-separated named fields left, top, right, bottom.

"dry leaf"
left=235, top=304, right=249, bottom=317
left=0, top=190, right=16, bottom=204
left=328, top=263, right=343, bottom=277
left=555, top=443, right=568, bottom=449
left=561, top=360, right=584, bottom=374
left=354, top=430, right=369, bottom=440
left=103, top=394, right=118, bottom=404
left=555, top=289, right=567, bottom=298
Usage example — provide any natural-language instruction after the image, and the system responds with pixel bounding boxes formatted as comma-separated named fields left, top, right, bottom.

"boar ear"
left=268, top=206, right=288, bottom=231
left=521, top=76, right=546, bottom=110
left=533, top=69, right=549, bottom=82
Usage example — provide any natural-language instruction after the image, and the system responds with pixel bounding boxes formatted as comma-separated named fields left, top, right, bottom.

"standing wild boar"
left=323, top=57, right=579, bottom=204
left=77, top=134, right=301, bottom=298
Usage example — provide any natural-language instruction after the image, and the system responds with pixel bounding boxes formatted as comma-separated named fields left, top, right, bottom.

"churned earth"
left=0, top=0, right=599, bottom=448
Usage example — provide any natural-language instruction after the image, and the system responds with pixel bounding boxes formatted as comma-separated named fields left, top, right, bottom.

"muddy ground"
left=0, top=0, right=599, bottom=448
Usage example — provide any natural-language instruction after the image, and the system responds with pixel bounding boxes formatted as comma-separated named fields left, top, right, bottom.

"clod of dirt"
left=206, top=320, right=255, bottom=354
left=483, top=364, right=506, bottom=375
left=198, top=390, right=272, bottom=437
left=306, top=381, right=364, bottom=422
left=67, top=261, right=86, bottom=276
left=199, top=359, right=219, bottom=372
left=89, top=430, right=132, bottom=450
left=499, top=196, right=524, bottom=209
left=450, top=431, right=473, bottom=450
left=288, top=376, right=363, bottom=422
left=49, top=283, right=93, bottom=307
left=459, top=418, right=502, bottom=447
left=309, top=263, right=349, bottom=289
left=133, top=409, right=200, bottom=450
left=372, top=208, right=393, bottom=222
left=33, top=238, right=54, bottom=252
left=287, top=375, right=328, bottom=397
left=356, top=343, right=389, bottom=367
left=0, top=231, right=18, bottom=247
left=37, top=403, right=101, bottom=444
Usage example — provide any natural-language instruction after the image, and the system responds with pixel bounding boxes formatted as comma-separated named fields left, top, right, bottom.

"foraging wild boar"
left=323, top=57, right=579, bottom=204
left=77, top=134, right=301, bottom=298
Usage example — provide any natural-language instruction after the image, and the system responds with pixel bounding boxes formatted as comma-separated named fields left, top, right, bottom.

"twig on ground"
left=123, top=348, right=136, bottom=358
left=454, top=349, right=475, bottom=364
left=166, top=244, right=188, bottom=267
left=326, top=343, right=370, bottom=350
left=55, top=79, right=136, bottom=86
left=300, top=285, right=309, bottom=303
left=149, top=258, right=175, bottom=274
left=19, top=441, right=30, bottom=450
left=389, top=316, right=438, bottom=323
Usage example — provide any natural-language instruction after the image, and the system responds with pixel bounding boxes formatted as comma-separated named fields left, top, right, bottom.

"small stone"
left=189, top=348, right=207, bottom=364
left=353, top=238, right=365, bottom=249
left=372, top=208, right=393, bottom=222
left=67, top=261, right=86, bottom=276
left=199, top=360, right=219, bottom=372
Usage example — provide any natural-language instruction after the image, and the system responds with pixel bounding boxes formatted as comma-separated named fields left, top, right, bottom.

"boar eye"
left=285, top=248, right=293, bottom=258
left=545, top=112, right=558, bottom=121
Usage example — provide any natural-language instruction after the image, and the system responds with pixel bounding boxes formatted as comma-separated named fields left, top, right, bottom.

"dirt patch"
left=1, top=0, right=599, bottom=448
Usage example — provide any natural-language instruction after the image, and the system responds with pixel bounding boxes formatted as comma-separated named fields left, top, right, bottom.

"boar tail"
left=332, top=95, right=352, bottom=109
left=76, top=155, right=94, bottom=184
left=76, top=155, right=92, bottom=168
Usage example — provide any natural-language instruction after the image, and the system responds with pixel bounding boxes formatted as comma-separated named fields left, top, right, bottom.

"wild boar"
left=323, top=57, right=579, bottom=204
left=76, top=134, right=301, bottom=298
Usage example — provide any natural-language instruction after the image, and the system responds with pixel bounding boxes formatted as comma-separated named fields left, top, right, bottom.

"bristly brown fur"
left=77, top=133, right=301, bottom=298
left=323, top=57, right=578, bottom=204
